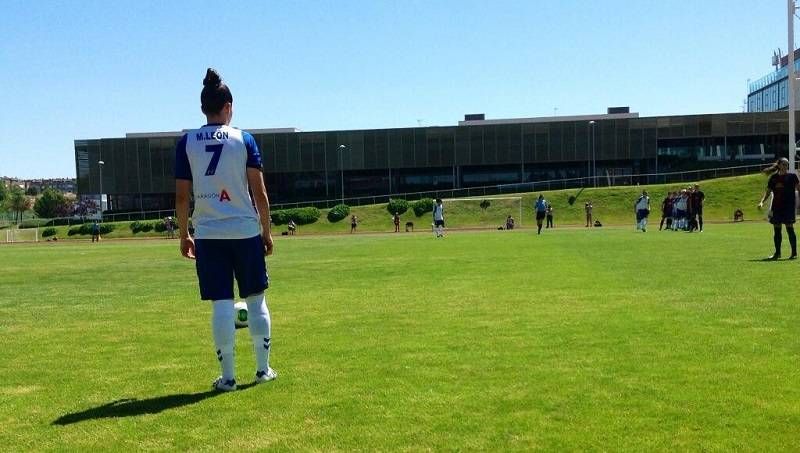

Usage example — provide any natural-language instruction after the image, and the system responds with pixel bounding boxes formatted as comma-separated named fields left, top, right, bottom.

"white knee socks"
left=246, top=292, right=272, bottom=373
left=212, top=299, right=236, bottom=380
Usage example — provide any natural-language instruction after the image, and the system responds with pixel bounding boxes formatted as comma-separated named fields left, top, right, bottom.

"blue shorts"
left=194, top=235, right=268, bottom=301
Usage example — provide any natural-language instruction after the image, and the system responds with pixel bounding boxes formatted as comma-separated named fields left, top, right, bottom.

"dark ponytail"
left=761, top=162, right=778, bottom=175
left=201, top=68, right=233, bottom=115
left=763, top=157, right=790, bottom=175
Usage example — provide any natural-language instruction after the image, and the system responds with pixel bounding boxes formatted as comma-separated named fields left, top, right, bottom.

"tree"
left=73, top=198, right=99, bottom=221
left=33, top=188, right=71, bottom=219
left=25, top=186, right=39, bottom=196
left=6, top=187, right=31, bottom=223
left=0, top=182, right=7, bottom=209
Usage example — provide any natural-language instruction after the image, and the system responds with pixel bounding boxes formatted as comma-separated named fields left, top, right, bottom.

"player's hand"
left=263, top=232, right=274, bottom=256
left=180, top=236, right=196, bottom=259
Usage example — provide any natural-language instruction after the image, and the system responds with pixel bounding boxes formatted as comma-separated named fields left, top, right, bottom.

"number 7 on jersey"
left=205, top=144, right=223, bottom=176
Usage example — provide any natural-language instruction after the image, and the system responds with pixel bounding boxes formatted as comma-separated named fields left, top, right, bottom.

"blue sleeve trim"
left=243, top=132, right=262, bottom=169
left=174, top=134, right=192, bottom=180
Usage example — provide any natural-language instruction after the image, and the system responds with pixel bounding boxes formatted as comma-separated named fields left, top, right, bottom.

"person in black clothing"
left=659, top=192, right=674, bottom=231
left=691, top=184, right=705, bottom=232
left=758, top=158, right=800, bottom=260
left=545, top=204, right=554, bottom=228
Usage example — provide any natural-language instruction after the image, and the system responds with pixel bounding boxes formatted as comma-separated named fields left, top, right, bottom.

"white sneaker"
left=212, top=376, right=237, bottom=392
left=255, top=368, right=278, bottom=384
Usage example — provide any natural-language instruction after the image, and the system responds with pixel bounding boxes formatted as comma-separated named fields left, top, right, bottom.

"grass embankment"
left=284, top=173, right=767, bottom=234
left=30, top=173, right=769, bottom=239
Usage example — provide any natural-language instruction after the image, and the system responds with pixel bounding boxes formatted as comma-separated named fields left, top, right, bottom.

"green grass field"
left=1, top=223, right=799, bottom=451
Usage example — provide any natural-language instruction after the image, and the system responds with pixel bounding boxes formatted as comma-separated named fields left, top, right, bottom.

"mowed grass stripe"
left=0, top=223, right=798, bottom=450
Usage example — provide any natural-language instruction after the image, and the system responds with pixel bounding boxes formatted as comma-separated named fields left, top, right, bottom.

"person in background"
left=91, top=221, right=101, bottom=243
left=535, top=194, right=548, bottom=235
left=505, top=215, right=515, bottom=230
left=287, top=219, right=296, bottom=236
left=585, top=201, right=593, bottom=228
left=545, top=203, right=554, bottom=229
left=659, top=192, right=674, bottom=231
left=635, top=190, right=650, bottom=232
left=692, top=184, right=706, bottom=232
left=758, top=158, right=799, bottom=260
left=350, top=215, right=358, bottom=233
left=674, top=189, right=688, bottom=231
left=433, top=198, right=445, bottom=238
left=393, top=212, right=400, bottom=233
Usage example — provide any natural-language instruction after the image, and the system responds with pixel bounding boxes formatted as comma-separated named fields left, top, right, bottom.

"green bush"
left=412, top=198, right=434, bottom=217
left=327, top=204, right=350, bottom=222
left=68, top=223, right=115, bottom=236
left=41, top=227, right=58, bottom=237
left=130, top=221, right=156, bottom=234
left=387, top=198, right=409, bottom=215
left=272, top=207, right=321, bottom=225
left=154, top=221, right=167, bottom=233
left=480, top=199, right=491, bottom=210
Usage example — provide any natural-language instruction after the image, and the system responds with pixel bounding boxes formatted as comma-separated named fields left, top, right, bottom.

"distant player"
left=585, top=201, right=593, bottom=227
left=692, top=184, right=705, bottom=232
left=393, top=212, right=400, bottom=233
left=634, top=190, right=650, bottom=232
left=433, top=198, right=445, bottom=237
left=534, top=194, right=547, bottom=235
left=175, top=68, right=277, bottom=392
left=758, top=158, right=799, bottom=260
left=659, top=192, right=674, bottom=231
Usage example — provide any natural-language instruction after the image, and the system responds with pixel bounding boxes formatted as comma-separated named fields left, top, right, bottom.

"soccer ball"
left=234, top=302, right=248, bottom=328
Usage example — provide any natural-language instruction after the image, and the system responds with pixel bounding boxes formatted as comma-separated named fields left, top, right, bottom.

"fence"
left=270, top=163, right=767, bottom=210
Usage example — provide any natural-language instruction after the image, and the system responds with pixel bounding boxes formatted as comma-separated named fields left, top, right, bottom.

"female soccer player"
left=534, top=194, right=547, bottom=234
left=758, top=158, right=800, bottom=260
left=175, top=68, right=277, bottom=391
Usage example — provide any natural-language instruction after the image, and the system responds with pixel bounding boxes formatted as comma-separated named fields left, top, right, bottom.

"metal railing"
left=269, top=163, right=767, bottom=210
left=3, top=163, right=767, bottom=228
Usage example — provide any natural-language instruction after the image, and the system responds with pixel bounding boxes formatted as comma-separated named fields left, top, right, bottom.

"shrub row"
left=129, top=221, right=155, bottom=233
left=41, top=227, right=58, bottom=237
left=327, top=204, right=350, bottom=222
left=387, top=199, right=409, bottom=215
left=412, top=198, right=434, bottom=217
left=67, top=223, right=115, bottom=236
left=271, top=207, right=321, bottom=225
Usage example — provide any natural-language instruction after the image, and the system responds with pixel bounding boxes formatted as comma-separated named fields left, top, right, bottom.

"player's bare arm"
left=247, top=167, right=273, bottom=256
left=175, top=179, right=195, bottom=259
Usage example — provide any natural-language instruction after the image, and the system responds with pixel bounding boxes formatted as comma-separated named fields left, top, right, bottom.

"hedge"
left=327, top=204, right=350, bottom=222
left=67, top=223, right=115, bottom=236
left=412, top=198, right=434, bottom=217
left=41, top=227, right=58, bottom=238
left=387, top=198, right=409, bottom=215
left=271, top=207, right=321, bottom=225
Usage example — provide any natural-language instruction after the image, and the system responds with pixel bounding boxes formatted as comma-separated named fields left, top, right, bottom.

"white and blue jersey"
left=175, top=124, right=262, bottom=240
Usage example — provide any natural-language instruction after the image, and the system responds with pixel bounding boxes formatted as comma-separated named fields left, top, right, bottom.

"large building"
left=75, top=109, right=793, bottom=213
left=748, top=48, right=800, bottom=112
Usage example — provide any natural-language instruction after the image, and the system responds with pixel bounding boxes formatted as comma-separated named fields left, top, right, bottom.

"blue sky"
left=0, top=0, right=789, bottom=178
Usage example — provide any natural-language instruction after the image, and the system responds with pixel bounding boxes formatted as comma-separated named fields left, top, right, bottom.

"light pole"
left=98, top=160, right=105, bottom=215
left=588, top=121, right=596, bottom=187
left=338, top=145, right=346, bottom=203
left=789, top=0, right=798, bottom=173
